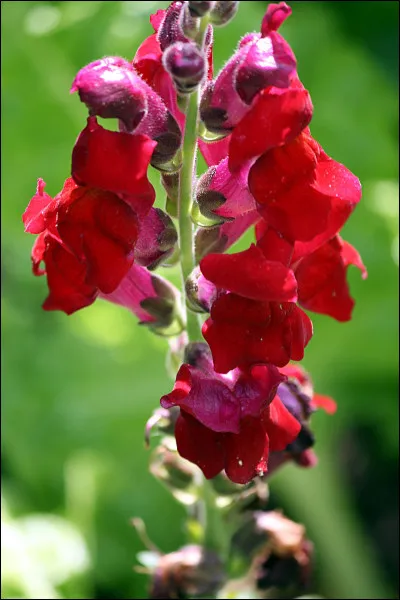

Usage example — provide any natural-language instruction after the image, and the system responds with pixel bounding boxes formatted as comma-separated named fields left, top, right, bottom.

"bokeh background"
left=1, top=1, right=399, bottom=598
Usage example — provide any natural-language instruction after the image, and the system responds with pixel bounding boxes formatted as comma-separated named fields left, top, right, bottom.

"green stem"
left=200, top=476, right=230, bottom=559
left=178, top=71, right=203, bottom=342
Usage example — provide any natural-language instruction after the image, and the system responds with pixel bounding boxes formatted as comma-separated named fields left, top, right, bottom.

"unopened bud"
left=185, top=267, right=217, bottom=313
left=195, top=226, right=229, bottom=262
left=150, top=443, right=197, bottom=503
left=71, top=57, right=146, bottom=132
left=145, top=406, right=179, bottom=447
left=140, top=275, right=184, bottom=336
left=135, top=208, right=178, bottom=270
left=151, top=114, right=182, bottom=173
left=163, top=41, right=207, bottom=95
left=188, top=1, right=216, bottom=17
left=209, top=0, right=239, bottom=26
left=183, top=341, right=214, bottom=368
left=192, top=166, right=235, bottom=227
left=161, top=172, right=179, bottom=218
left=200, top=81, right=230, bottom=135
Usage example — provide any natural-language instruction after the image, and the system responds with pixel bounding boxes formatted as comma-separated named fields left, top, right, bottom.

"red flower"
left=249, top=130, right=362, bottom=247
left=161, top=346, right=300, bottom=483
left=202, top=294, right=313, bottom=373
left=24, top=177, right=140, bottom=313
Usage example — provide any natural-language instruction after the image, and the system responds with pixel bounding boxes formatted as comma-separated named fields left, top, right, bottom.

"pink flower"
left=161, top=343, right=300, bottom=483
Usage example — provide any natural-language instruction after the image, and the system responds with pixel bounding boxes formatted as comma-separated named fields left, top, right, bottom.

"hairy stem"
left=178, top=63, right=205, bottom=342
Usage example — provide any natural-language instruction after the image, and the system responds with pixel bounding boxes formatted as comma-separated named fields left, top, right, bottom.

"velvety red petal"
left=198, top=137, right=231, bottom=168
left=229, top=87, right=313, bottom=170
left=262, top=396, right=301, bottom=451
left=224, top=416, right=268, bottom=484
left=341, top=239, right=367, bottom=278
left=23, top=178, right=54, bottom=234
left=296, top=237, right=365, bottom=321
left=41, top=237, right=98, bottom=315
left=72, top=117, right=156, bottom=200
left=261, top=2, right=292, bottom=35
left=57, top=186, right=138, bottom=294
left=312, top=394, right=337, bottom=415
left=233, top=364, right=285, bottom=419
left=203, top=296, right=308, bottom=372
left=249, top=133, right=361, bottom=244
left=175, top=412, right=225, bottom=479
left=202, top=318, right=249, bottom=374
left=256, top=227, right=294, bottom=266
left=200, top=244, right=298, bottom=302
left=161, top=364, right=241, bottom=433
left=31, top=231, right=47, bottom=276
left=284, top=303, right=313, bottom=360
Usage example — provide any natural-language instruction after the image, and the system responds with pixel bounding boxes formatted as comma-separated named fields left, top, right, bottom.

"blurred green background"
left=1, top=1, right=398, bottom=598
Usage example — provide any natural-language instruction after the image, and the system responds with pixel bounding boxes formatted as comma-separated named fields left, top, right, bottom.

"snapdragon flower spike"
left=202, top=294, right=313, bottom=373
left=101, top=264, right=182, bottom=334
left=24, top=177, right=142, bottom=313
left=161, top=343, right=300, bottom=484
left=134, top=208, right=178, bottom=270
left=200, top=3, right=302, bottom=137
left=249, top=130, right=362, bottom=246
left=71, top=59, right=182, bottom=172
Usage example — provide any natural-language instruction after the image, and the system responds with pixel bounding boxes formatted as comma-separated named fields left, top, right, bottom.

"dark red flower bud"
left=71, top=57, right=146, bottom=132
left=135, top=208, right=178, bottom=270
left=194, top=211, right=259, bottom=262
left=188, top=1, right=216, bottom=17
left=210, top=0, right=239, bottom=26
left=145, top=406, right=179, bottom=447
left=163, top=41, right=207, bottom=95
left=157, top=1, right=195, bottom=51
left=185, top=267, right=218, bottom=313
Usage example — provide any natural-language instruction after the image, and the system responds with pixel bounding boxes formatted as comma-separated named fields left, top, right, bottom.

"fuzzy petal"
left=57, top=186, right=138, bottom=294
left=263, top=396, right=301, bottom=451
left=161, top=364, right=241, bottom=433
left=224, top=417, right=268, bottom=484
left=229, top=86, right=312, bottom=170
left=200, top=244, right=298, bottom=302
left=175, top=412, right=225, bottom=479
left=295, top=236, right=366, bottom=321
left=72, top=117, right=156, bottom=200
